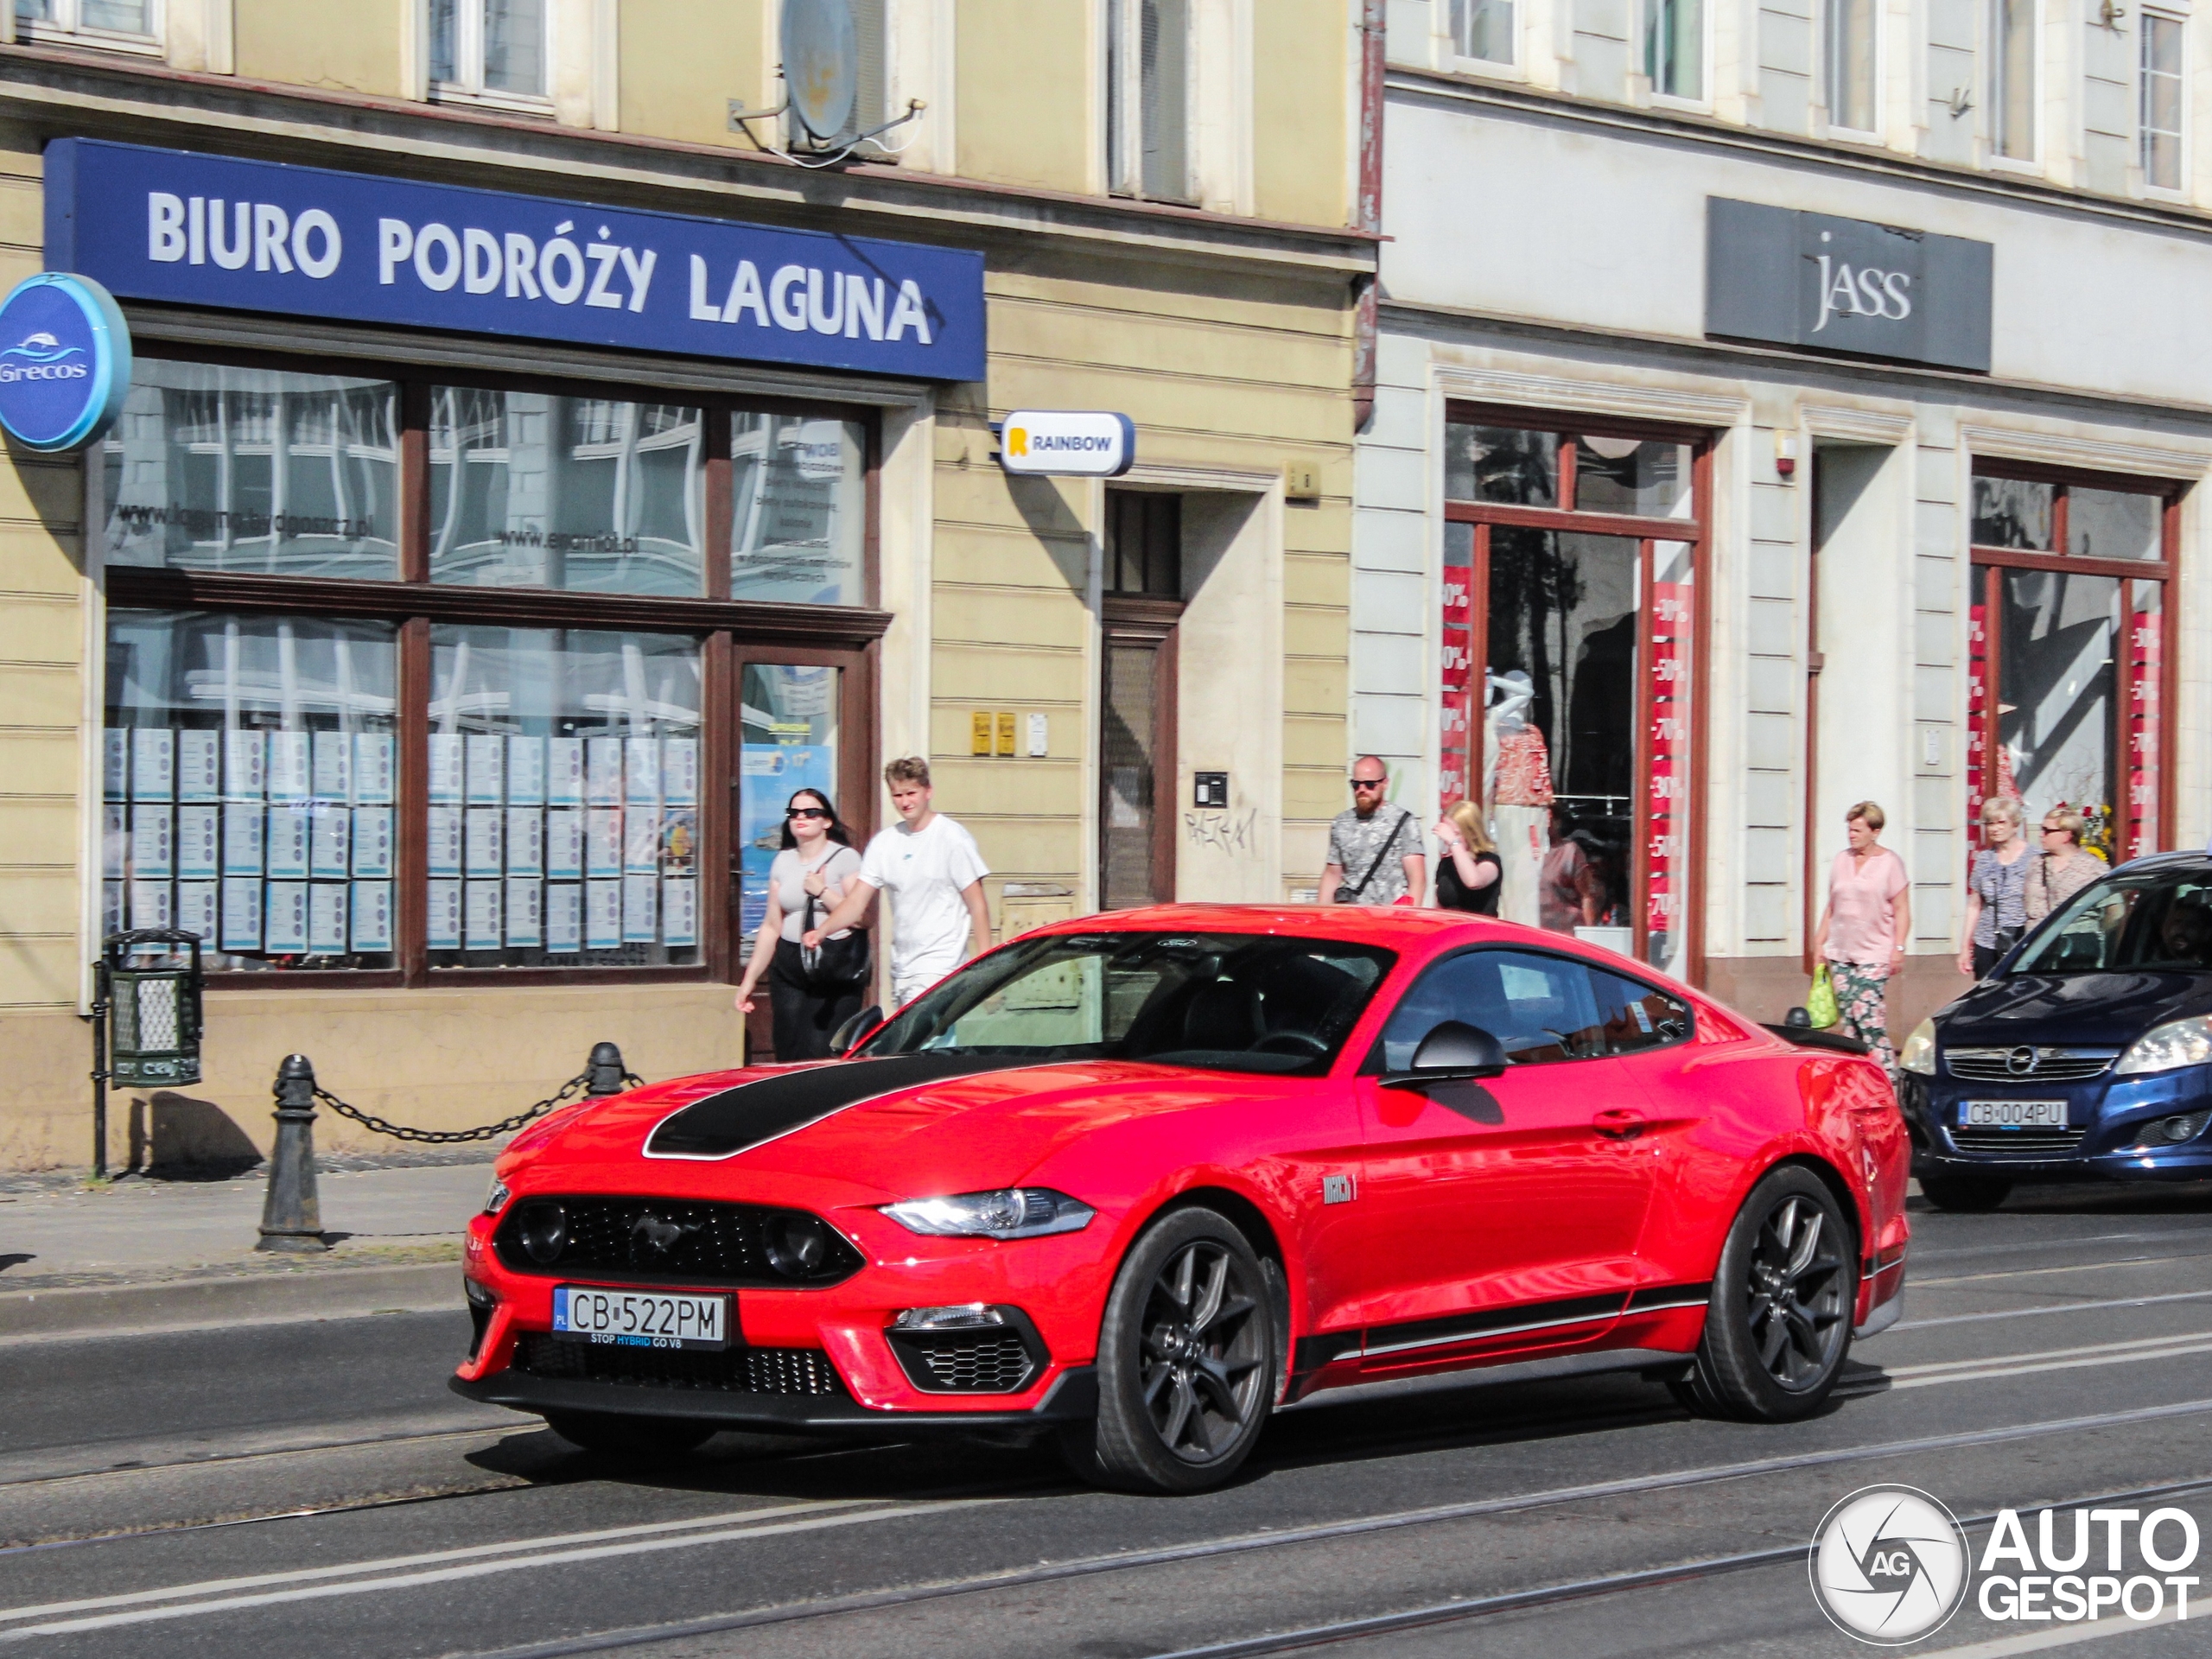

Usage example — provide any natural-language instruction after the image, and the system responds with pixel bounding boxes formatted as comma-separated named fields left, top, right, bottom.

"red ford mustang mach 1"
left=454, top=906, right=1910, bottom=1493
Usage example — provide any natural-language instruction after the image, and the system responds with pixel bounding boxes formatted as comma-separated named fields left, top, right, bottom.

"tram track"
left=16, top=1395, right=2209, bottom=1651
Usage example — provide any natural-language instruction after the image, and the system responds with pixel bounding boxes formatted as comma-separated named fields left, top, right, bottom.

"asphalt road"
left=5, top=1183, right=2212, bottom=1658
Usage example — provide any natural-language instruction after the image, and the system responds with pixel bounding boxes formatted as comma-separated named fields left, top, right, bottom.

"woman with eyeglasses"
left=2024, top=806, right=2105, bottom=927
left=733, top=789, right=869, bottom=1060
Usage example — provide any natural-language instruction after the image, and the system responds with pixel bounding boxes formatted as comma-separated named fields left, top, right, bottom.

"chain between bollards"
left=254, top=1044, right=641, bottom=1253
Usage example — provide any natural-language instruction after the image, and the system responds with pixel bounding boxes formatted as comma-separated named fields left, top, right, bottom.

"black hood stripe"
left=643, top=1052, right=1036, bottom=1160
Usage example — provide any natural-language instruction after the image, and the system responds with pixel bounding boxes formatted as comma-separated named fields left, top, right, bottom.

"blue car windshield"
left=853, top=932, right=1395, bottom=1077
left=2010, top=868, right=2212, bottom=976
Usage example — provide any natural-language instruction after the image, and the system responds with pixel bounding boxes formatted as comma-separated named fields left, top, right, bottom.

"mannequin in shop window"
left=1539, top=803, right=1605, bottom=934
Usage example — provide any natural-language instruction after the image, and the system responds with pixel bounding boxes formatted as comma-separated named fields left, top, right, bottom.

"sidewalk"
left=0, top=1160, right=489, bottom=1337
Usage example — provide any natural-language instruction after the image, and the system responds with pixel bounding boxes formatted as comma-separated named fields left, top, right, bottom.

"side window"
left=1377, top=949, right=1605, bottom=1069
left=1588, top=969, right=1694, bottom=1054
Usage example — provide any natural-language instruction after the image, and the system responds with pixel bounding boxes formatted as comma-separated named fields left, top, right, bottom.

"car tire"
left=1672, top=1166, right=1858, bottom=1424
left=1063, top=1205, right=1275, bottom=1495
left=543, top=1410, right=717, bottom=1458
left=1918, top=1171, right=2012, bottom=1212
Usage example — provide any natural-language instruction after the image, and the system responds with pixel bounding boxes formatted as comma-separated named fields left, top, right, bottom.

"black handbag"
left=798, top=888, right=870, bottom=992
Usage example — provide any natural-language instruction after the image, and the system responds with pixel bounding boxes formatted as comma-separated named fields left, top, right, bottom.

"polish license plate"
left=551, top=1287, right=731, bottom=1351
left=1961, top=1100, right=2069, bottom=1128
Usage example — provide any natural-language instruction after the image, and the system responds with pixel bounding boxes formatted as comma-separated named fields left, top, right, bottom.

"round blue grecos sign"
left=0, top=273, right=130, bottom=452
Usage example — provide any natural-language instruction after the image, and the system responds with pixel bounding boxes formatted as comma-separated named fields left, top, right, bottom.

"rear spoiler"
left=1761, top=1020, right=1872, bottom=1056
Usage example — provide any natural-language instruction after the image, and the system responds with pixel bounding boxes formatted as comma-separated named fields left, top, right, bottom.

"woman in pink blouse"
left=1809, top=801, right=1911, bottom=1075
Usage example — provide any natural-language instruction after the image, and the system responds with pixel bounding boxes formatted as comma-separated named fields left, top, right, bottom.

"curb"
left=0, top=1261, right=461, bottom=1340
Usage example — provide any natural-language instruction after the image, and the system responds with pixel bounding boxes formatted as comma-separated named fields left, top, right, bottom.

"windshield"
left=853, top=931, right=1396, bottom=1077
left=2010, top=867, right=2212, bottom=976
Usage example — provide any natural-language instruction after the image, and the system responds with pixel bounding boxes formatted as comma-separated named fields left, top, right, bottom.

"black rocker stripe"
left=643, top=1052, right=1036, bottom=1160
left=1624, top=1282, right=1714, bottom=1313
left=1291, top=1283, right=1713, bottom=1376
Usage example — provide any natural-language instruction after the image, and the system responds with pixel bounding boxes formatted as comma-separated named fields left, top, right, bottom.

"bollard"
left=585, top=1041, right=629, bottom=1097
left=256, top=1053, right=328, bottom=1254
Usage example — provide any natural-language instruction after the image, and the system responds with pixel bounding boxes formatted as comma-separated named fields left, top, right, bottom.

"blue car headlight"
left=880, top=1189, right=1095, bottom=1240
left=2114, top=1014, right=2212, bottom=1077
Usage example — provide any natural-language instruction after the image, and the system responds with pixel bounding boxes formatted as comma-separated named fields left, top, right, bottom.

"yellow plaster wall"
left=619, top=0, right=773, bottom=149
left=930, top=253, right=1353, bottom=912
left=233, top=0, right=404, bottom=98
left=955, top=1, right=1094, bottom=194
left=1254, top=0, right=1353, bottom=228
left=0, top=132, right=86, bottom=1021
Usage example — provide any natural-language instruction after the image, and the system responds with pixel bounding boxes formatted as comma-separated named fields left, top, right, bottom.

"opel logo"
left=2005, top=1046, right=2037, bottom=1077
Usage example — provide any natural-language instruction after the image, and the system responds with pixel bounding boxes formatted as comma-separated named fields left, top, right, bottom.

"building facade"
left=1358, top=0, right=2212, bottom=1028
left=0, top=0, right=1368, bottom=1169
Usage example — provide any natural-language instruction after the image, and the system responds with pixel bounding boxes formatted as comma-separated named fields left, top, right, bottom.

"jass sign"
left=1706, top=198, right=1992, bottom=373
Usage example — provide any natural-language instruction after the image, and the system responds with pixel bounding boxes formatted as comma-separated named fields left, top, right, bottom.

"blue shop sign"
left=0, top=271, right=130, bottom=452
left=43, top=138, right=986, bottom=381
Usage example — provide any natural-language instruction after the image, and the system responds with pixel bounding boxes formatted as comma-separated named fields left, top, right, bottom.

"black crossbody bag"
left=797, top=858, right=871, bottom=992
left=1334, top=809, right=1414, bottom=903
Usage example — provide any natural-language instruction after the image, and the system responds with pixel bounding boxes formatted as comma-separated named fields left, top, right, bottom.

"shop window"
left=1825, top=0, right=1878, bottom=132
left=103, top=363, right=400, bottom=580
left=104, top=611, right=400, bottom=972
left=100, top=350, right=880, bottom=988
left=429, top=390, right=705, bottom=596
left=426, top=627, right=701, bottom=969
left=2142, top=15, right=2185, bottom=191
left=1990, top=0, right=2037, bottom=160
left=15, top=0, right=158, bottom=50
left=1445, top=414, right=1705, bottom=981
left=1106, top=0, right=1192, bottom=202
left=729, top=413, right=868, bottom=605
left=1449, top=0, right=1515, bottom=65
left=1968, top=467, right=2175, bottom=864
left=1643, top=0, right=1705, bottom=99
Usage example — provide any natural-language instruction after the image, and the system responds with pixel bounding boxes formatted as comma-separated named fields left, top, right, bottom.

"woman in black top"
left=1432, top=800, right=1503, bottom=916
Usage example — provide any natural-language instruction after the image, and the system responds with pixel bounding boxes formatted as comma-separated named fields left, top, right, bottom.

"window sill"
left=428, top=84, right=556, bottom=119
left=15, top=21, right=159, bottom=55
left=1446, top=54, right=1526, bottom=83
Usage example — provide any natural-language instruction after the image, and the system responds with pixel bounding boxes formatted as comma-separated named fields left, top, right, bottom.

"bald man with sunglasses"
left=1320, top=756, right=1425, bottom=906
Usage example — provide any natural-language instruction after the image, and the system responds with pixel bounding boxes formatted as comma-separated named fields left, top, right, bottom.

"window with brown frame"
left=98, top=346, right=886, bottom=988
left=1967, top=462, right=2179, bottom=866
left=1442, top=409, right=1711, bottom=982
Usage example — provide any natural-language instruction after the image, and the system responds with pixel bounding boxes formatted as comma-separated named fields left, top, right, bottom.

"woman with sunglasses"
left=733, top=789, right=869, bottom=1060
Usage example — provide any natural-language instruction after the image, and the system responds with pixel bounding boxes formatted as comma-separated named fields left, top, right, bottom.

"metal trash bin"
left=91, top=928, right=204, bottom=1176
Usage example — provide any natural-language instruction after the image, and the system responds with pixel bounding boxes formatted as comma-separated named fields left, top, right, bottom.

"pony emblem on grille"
left=629, top=1212, right=701, bottom=1259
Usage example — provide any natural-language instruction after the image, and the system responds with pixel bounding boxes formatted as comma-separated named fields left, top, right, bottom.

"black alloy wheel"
left=1065, top=1206, right=1275, bottom=1493
left=1918, top=1170, right=2012, bottom=1212
left=1670, top=1166, right=1857, bottom=1422
left=543, top=1410, right=718, bottom=1459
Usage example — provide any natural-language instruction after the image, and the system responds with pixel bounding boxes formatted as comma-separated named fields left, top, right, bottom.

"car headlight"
left=2115, top=1014, right=2212, bottom=1077
left=483, top=1177, right=511, bottom=1216
left=1898, top=1018, right=1937, bottom=1077
left=880, top=1188, right=1095, bottom=1240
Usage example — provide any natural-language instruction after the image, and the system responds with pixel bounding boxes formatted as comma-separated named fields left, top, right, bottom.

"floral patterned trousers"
left=1831, top=960, right=1896, bottom=1077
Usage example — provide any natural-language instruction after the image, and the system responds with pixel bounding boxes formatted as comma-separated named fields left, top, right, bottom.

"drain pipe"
left=1351, top=0, right=1386, bottom=435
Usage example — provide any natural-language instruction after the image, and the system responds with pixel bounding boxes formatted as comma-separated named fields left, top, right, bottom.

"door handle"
left=1593, top=1108, right=1648, bottom=1140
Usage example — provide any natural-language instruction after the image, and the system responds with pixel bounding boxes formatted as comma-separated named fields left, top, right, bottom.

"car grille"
left=512, top=1333, right=846, bottom=1395
left=1948, top=1127, right=2088, bottom=1157
left=493, top=1196, right=863, bottom=1287
left=886, top=1330, right=1039, bottom=1394
left=1945, top=1047, right=2117, bottom=1083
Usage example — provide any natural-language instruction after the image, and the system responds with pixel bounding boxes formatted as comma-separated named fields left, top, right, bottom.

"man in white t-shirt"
left=803, top=756, right=991, bottom=1005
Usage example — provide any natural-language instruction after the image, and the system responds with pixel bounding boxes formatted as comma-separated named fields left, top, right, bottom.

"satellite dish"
left=782, top=0, right=857, bottom=142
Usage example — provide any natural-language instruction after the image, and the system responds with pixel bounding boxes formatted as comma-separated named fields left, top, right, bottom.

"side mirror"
left=1381, top=1020, right=1508, bottom=1087
left=830, top=1006, right=884, bottom=1058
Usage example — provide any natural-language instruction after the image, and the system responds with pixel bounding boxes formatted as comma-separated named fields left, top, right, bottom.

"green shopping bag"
left=1806, top=963, right=1840, bottom=1029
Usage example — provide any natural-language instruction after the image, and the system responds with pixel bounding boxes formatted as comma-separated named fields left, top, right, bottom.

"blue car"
left=1898, top=852, right=2212, bottom=1211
